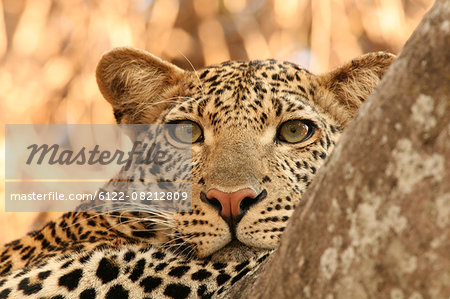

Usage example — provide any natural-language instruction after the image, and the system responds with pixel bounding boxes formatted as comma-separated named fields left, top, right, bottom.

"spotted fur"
left=0, top=48, right=394, bottom=298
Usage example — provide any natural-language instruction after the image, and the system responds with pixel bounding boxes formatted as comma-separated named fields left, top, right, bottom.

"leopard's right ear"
left=96, top=47, right=186, bottom=123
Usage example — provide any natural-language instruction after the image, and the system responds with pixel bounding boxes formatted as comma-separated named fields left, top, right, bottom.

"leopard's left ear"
left=318, top=52, right=395, bottom=125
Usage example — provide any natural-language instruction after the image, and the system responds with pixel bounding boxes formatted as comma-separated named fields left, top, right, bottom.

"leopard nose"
left=205, top=188, right=257, bottom=219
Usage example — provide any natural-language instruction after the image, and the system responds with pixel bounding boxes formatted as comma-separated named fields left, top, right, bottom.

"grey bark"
left=221, top=0, right=450, bottom=298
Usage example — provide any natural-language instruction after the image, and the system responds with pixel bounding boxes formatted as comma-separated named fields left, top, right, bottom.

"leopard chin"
left=209, top=240, right=271, bottom=263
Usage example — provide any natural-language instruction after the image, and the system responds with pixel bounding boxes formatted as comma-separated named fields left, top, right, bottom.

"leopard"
left=0, top=47, right=394, bottom=299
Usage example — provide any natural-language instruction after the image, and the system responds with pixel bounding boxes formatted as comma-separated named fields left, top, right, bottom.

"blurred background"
left=0, top=0, right=433, bottom=244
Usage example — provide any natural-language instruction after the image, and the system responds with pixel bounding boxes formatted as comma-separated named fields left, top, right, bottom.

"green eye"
left=277, top=120, right=314, bottom=144
left=169, top=120, right=203, bottom=144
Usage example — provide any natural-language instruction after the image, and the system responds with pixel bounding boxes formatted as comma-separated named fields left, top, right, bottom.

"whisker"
left=177, top=50, right=206, bottom=98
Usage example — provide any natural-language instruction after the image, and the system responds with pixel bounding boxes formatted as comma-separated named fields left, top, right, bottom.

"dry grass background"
left=0, top=0, right=433, bottom=244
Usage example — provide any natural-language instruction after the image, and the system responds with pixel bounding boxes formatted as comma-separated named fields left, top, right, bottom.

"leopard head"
left=96, top=47, right=394, bottom=260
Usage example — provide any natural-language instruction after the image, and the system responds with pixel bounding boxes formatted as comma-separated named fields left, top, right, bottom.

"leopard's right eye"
left=169, top=120, right=203, bottom=144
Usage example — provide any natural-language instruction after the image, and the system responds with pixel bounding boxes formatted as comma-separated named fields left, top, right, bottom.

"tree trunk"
left=221, top=0, right=450, bottom=298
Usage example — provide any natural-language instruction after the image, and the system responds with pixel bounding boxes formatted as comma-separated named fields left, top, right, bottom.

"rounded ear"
left=318, top=52, right=395, bottom=125
left=96, top=47, right=186, bottom=124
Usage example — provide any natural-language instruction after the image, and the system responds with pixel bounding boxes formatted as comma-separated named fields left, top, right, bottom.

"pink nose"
left=206, top=188, right=256, bottom=218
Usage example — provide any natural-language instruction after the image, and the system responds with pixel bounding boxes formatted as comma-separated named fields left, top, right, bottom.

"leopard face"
left=96, top=48, right=395, bottom=260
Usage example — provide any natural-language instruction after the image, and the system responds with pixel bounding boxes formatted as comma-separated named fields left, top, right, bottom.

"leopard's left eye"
left=169, top=120, right=203, bottom=144
left=277, top=120, right=315, bottom=144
